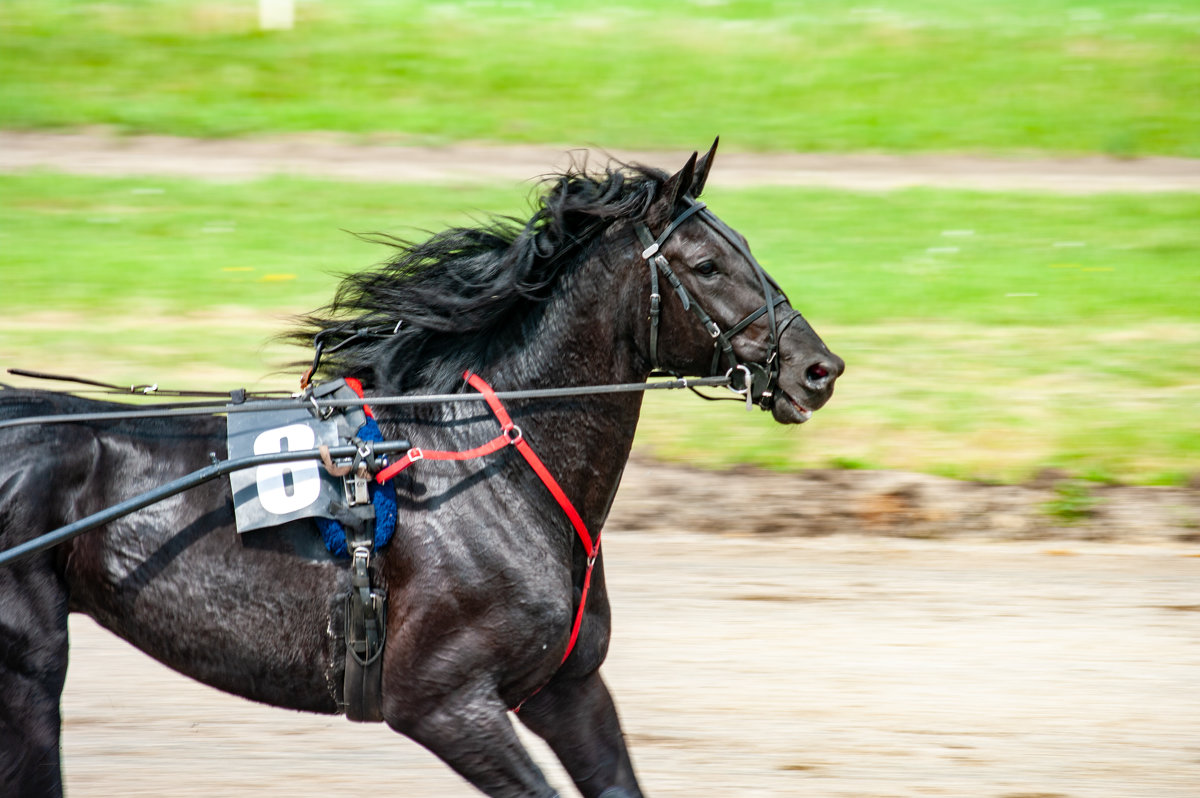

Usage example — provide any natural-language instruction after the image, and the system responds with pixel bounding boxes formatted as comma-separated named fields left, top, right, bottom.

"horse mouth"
left=774, top=389, right=813, bottom=424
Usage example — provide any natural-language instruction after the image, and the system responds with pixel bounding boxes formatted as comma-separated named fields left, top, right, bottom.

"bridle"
left=633, top=196, right=794, bottom=410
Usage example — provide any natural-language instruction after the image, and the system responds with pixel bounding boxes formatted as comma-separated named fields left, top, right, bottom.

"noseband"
left=634, top=198, right=791, bottom=409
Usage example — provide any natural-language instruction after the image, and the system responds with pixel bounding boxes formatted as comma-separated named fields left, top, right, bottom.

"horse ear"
left=649, top=151, right=698, bottom=225
left=692, top=137, right=719, bottom=197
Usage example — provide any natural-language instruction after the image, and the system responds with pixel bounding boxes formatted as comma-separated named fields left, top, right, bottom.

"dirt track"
left=62, top=531, right=1200, bottom=798
left=5, top=131, right=1200, bottom=193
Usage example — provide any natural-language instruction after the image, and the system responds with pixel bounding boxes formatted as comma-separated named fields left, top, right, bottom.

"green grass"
left=2, top=171, right=1197, bottom=484
left=0, top=172, right=520, bottom=311
left=2, top=0, right=1198, bottom=156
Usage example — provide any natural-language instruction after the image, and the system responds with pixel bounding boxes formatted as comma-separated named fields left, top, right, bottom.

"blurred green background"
left=1, top=0, right=1197, bottom=484
left=4, top=0, right=1198, bottom=154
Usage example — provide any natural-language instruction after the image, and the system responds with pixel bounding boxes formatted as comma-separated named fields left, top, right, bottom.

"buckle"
left=344, top=472, right=371, bottom=505
left=725, top=364, right=755, bottom=412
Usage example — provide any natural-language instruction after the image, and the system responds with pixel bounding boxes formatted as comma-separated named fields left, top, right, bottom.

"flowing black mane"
left=295, top=160, right=671, bottom=393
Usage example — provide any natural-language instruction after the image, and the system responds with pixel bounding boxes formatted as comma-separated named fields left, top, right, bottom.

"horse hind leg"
left=0, top=556, right=70, bottom=798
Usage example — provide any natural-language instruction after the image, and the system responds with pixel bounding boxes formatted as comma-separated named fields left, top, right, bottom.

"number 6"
left=253, top=424, right=321, bottom=515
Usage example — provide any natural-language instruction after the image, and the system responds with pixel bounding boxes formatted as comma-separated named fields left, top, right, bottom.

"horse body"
left=0, top=143, right=842, bottom=797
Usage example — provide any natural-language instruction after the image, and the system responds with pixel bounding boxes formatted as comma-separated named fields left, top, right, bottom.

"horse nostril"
left=806, top=363, right=830, bottom=384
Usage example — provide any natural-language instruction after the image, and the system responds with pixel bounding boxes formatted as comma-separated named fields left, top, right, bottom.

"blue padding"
left=316, top=415, right=397, bottom=558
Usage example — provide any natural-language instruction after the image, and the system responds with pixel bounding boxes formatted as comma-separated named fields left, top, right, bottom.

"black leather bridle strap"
left=643, top=236, right=662, bottom=370
left=634, top=198, right=787, bottom=404
left=635, top=201, right=709, bottom=371
left=696, top=207, right=784, bottom=370
left=635, top=201, right=737, bottom=367
left=637, top=200, right=708, bottom=264
left=723, top=293, right=789, bottom=341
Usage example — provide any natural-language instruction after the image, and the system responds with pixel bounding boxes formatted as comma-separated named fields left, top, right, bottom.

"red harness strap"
left=374, top=372, right=600, bottom=667
left=343, top=377, right=374, bottom=417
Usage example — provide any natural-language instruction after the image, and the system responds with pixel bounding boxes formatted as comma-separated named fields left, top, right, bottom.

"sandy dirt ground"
left=62, top=531, right=1200, bottom=798
left=4, top=131, right=1200, bottom=192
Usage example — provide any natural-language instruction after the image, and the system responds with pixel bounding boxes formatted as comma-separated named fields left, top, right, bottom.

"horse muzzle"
left=769, top=334, right=844, bottom=425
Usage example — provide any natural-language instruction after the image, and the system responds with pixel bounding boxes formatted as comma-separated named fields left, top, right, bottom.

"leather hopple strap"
left=341, top=509, right=387, bottom=723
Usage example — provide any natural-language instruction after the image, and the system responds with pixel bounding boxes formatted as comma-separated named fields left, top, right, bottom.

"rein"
left=4, top=368, right=292, bottom=402
left=0, top=374, right=733, bottom=431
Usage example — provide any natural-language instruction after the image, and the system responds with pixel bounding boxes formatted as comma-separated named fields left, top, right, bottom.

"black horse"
left=0, top=143, right=842, bottom=797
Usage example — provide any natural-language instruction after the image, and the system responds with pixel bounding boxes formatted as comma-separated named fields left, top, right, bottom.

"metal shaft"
left=0, top=440, right=410, bottom=568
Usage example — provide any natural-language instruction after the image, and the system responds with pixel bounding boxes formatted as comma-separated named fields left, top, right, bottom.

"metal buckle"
left=309, top=391, right=334, bottom=420
left=725, top=364, right=755, bottom=412
left=706, top=320, right=722, bottom=339
left=352, top=546, right=371, bottom=584
left=344, top=473, right=371, bottom=506
left=502, top=424, right=523, bottom=444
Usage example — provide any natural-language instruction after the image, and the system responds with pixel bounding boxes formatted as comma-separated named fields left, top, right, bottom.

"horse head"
left=630, top=139, right=844, bottom=423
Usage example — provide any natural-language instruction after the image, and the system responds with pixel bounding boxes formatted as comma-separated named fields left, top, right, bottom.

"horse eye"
left=695, top=260, right=719, bottom=277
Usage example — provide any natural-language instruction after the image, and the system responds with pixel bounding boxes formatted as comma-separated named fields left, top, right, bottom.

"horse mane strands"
left=292, top=159, right=668, bottom=394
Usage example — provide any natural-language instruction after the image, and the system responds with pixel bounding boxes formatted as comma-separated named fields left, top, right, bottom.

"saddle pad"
left=226, top=389, right=352, bottom=534
left=225, top=379, right=362, bottom=532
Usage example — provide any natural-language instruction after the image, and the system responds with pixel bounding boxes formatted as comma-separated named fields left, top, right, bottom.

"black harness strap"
left=634, top=198, right=788, bottom=407
left=342, top=507, right=386, bottom=723
left=725, top=294, right=789, bottom=338
left=635, top=203, right=736, bottom=370
left=633, top=200, right=706, bottom=371
left=5, top=368, right=288, bottom=401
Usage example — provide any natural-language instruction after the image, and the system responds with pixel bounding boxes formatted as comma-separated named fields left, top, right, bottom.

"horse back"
left=0, top=387, right=227, bottom=543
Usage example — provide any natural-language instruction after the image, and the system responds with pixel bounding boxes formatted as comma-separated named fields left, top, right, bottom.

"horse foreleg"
left=0, top=559, right=70, bottom=798
left=516, top=670, right=643, bottom=798
left=388, top=679, right=558, bottom=798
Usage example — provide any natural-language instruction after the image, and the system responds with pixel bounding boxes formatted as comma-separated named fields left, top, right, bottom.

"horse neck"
left=471, top=245, right=649, bottom=527
left=496, top=243, right=646, bottom=386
